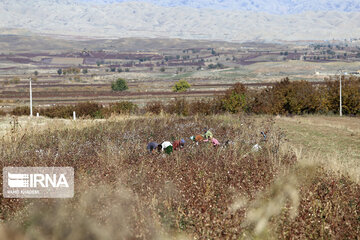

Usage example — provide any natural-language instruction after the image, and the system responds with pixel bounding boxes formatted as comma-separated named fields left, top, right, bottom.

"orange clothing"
left=195, top=135, right=204, bottom=142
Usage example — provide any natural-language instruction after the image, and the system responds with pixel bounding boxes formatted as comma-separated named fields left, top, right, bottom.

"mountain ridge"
left=0, top=0, right=359, bottom=42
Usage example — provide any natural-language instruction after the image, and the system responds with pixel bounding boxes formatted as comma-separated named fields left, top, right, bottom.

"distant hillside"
left=0, top=34, right=248, bottom=52
left=0, top=0, right=360, bottom=42
left=84, top=0, right=360, bottom=14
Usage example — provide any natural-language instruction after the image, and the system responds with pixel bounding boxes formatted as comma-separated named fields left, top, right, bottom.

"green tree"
left=172, top=79, right=191, bottom=92
left=57, top=69, right=62, bottom=75
left=111, top=78, right=128, bottom=91
left=221, top=83, right=248, bottom=113
left=82, top=68, right=88, bottom=74
left=34, top=71, right=39, bottom=76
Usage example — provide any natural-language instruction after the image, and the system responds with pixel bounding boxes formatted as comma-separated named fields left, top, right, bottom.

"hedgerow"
left=7, top=77, right=360, bottom=118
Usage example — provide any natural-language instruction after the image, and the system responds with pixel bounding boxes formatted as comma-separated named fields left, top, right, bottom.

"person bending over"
left=147, top=142, right=158, bottom=153
left=173, top=139, right=185, bottom=150
left=161, top=141, right=173, bottom=154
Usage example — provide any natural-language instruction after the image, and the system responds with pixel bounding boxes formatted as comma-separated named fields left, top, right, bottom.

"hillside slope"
left=0, top=0, right=360, bottom=41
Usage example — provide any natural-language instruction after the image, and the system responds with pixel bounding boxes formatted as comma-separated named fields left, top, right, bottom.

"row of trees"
left=8, top=77, right=360, bottom=118
left=144, top=77, right=360, bottom=116
left=111, top=78, right=191, bottom=93
left=225, top=77, right=360, bottom=115
left=57, top=68, right=88, bottom=75
left=87, top=76, right=360, bottom=116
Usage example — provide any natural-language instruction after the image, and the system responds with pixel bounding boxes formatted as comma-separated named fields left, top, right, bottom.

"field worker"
left=161, top=141, right=173, bottom=154
left=157, top=144, right=163, bottom=153
left=190, top=134, right=204, bottom=145
left=147, top=142, right=159, bottom=153
left=180, top=138, right=185, bottom=147
left=195, top=135, right=204, bottom=142
left=261, top=131, right=267, bottom=141
left=204, top=137, right=220, bottom=147
left=203, top=128, right=213, bottom=140
left=173, top=139, right=185, bottom=150
left=190, top=135, right=203, bottom=145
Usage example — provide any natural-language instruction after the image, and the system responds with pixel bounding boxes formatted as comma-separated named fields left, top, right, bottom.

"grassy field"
left=0, top=114, right=359, bottom=239
left=275, top=115, right=360, bottom=183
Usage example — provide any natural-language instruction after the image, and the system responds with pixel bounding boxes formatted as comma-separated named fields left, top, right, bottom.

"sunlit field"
left=0, top=114, right=359, bottom=239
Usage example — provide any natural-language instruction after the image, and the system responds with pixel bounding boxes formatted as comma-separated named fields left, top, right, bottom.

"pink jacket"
left=211, top=138, right=220, bottom=146
left=204, top=138, right=220, bottom=146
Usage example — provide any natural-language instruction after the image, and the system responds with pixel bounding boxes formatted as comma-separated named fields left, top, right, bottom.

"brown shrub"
left=324, top=77, right=360, bottom=115
left=165, top=98, right=190, bottom=116
left=11, top=106, right=31, bottom=116
left=74, top=102, right=102, bottom=118
left=250, top=78, right=319, bottom=114
left=145, top=101, right=165, bottom=115
left=39, top=102, right=102, bottom=119
left=40, top=105, right=73, bottom=118
left=189, top=98, right=223, bottom=115
left=250, top=77, right=360, bottom=115
left=275, top=167, right=360, bottom=239
left=101, top=101, right=138, bottom=117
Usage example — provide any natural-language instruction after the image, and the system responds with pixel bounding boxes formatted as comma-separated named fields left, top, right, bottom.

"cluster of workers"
left=146, top=128, right=220, bottom=154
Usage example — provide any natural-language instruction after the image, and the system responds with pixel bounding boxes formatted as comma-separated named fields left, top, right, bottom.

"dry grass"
left=275, top=115, right=360, bottom=183
left=0, top=114, right=359, bottom=239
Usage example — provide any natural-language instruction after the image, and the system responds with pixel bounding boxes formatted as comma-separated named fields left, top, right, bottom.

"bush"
left=40, top=103, right=101, bottom=119
left=145, top=101, right=165, bottom=115
left=165, top=98, right=190, bottom=116
left=172, top=80, right=191, bottom=93
left=208, top=63, right=225, bottom=69
left=40, top=105, right=73, bottom=119
left=268, top=79, right=319, bottom=114
left=74, top=102, right=102, bottom=118
left=102, top=102, right=138, bottom=117
left=221, top=83, right=248, bottom=113
left=111, top=78, right=128, bottom=91
left=11, top=106, right=31, bottom=116
left=324, top=77, right=360, bottom=115
left=189, top=98, right=223, bottom=115
left=250, top=77, right=360, bottom=115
